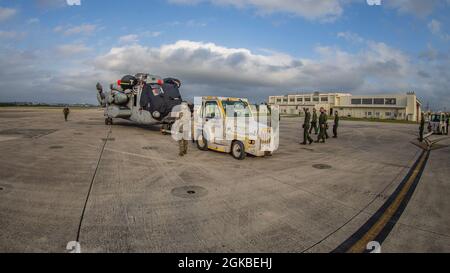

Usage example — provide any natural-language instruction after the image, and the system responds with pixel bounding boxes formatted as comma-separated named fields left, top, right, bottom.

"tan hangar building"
left=268, top=92, right=422, bottom=122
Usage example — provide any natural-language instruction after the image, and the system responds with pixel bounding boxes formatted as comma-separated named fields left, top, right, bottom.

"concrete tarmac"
left=0, top=108, right=449, bottom=253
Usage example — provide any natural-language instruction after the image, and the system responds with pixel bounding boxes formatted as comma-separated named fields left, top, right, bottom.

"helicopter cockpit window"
left=151, top=85, right=163, bottom=96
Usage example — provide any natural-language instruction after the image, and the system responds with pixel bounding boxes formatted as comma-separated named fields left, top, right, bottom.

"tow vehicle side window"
left=204, top=101, right=221, bottom=119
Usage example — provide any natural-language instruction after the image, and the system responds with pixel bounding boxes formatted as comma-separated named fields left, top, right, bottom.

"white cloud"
left=119, top=34, right=139, bottom=44
left=386, top=0, right=441, bottom=17
left=186, top=19, right=207, bottom=27
left=169, top=0, right=449, bottom=21
left=0, top=31, right=26, bottom=40
left=54, top=24, right=98, bottom=36
left=0, top=7, right=17, bottom=22
left=337, top=31, right=365, bottom=43
left=428, top=19, right=441, bottom=35
left=27, top=18, right=40, bottom=24
left=1, top=38, right=449, bottom=109
left=56, top=43, right=91, bottom=56
left=428, top=19, right=449, bottom=41
left=88, top=39, right=450, bottom=108
left=119, top=32, right=161, bottom=44
left=92, top=40, right=415, bottom=98
left=93, top=40, right=304, bottom=89
left=144, top=31, right=162, bottom=37
left=168, top=0, right=344, bottom=21
left=34, top=0, right=67, bottom=8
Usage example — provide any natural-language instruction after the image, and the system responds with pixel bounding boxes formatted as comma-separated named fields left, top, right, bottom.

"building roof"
left=269, top=92, right=351, bottom=97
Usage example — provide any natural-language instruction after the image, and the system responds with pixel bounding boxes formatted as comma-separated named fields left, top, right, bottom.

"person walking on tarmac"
left=177, top=104, right=191, bottom=157
left=178, top=113, right=188, bottom=157
left=333, top=111, right=340, bottom=138
left=316, top=108, right=327, bottom=143
left=445, top=113, right=449, bottom=135
left=310, top=108, right=319, bottom=135
left=301, top=108, right=314, bottom=145
left=419, top=112, right=425, bottom=142
left=63, top=107, right=70, bottom=122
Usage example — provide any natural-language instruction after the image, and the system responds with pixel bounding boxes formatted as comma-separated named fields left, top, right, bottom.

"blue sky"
left=0, top=0, right=449, bottom=110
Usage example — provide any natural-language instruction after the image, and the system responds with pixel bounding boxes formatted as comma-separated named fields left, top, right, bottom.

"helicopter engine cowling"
left=107, top=105, right=132, bottom=119
left=107, top=91, right=129, bottom=105
left=113, top=91, right=129, bottom=105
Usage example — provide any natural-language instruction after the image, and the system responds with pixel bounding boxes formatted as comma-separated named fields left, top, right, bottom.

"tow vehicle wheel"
left=197, top=134, right=208, bottom=151
left=231, top=141, right=246, bottom=160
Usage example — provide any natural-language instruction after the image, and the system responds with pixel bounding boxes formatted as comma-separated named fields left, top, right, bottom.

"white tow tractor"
left=428, top=113, right=448, bottom=135
left=193, top=97, right=279, bottom=160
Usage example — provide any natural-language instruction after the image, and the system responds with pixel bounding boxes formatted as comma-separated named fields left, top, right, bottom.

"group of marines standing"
left=301, top=107, right=339, bottom=145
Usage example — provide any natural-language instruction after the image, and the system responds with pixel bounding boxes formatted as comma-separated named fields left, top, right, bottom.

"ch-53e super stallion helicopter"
left=95, top=73, right=188, bottom=132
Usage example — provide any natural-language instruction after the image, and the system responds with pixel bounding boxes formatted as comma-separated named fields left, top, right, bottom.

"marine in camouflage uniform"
left=333, top=111, right=339, bottom=138
left=324, top=111, right=329, bottom=139
left=63, top=107, right=70, bottom=122
left=177, top=105, right=191, bottom=157
left=309, top=108, right=319, bottom=135
left=445, top=114, right=449, bottom=136
left=301, top=108, right=314, bottom=145
left=178, top=112, right=189, bottom=156
left=419, top=112, right=425, bottom=142
left=316, top=108, right=327, bottom=143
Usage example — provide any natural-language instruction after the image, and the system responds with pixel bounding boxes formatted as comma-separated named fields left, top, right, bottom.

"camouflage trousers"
left=317, top=125, right=326, bottom=143
left=303, top=125, right=313, bottom=144
left=179, top=139, right=188, bottom=156
left=64, top=113, right=69, bottom=121
left=309, top=122, right=318, bottom=135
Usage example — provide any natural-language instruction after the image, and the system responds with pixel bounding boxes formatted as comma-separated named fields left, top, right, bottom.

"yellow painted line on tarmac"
left=347, top=151, right=428, bottom=253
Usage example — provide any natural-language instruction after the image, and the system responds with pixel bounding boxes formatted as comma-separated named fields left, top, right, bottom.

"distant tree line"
left=0, top=102, right=97, bottom=107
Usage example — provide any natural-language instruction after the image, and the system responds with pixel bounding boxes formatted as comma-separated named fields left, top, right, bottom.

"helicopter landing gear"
left=105, top=117, right=113, bottom=125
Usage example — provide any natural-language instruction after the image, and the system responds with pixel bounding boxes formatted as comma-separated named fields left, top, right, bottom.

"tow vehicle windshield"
left=431, top=115, right=441, bottom=122
left=222, top=100, right=252, bottom=118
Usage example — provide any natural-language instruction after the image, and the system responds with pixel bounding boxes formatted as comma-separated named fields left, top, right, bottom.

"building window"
left=374, top=98, right=384, bottom=105
left=321, top=97, right=328, bottom=102
left=351, top=98, right=362, bottom=105
left=313, top=97, right=319, bottom=102
left=362, top=98, right=373, bottom=104
left=290, top=98, right=295, bottom=102
left=283, top=98, right=288, bottom=103
left=386, top=112, right=391, bottom=117
left=297, top=98, right=303, bottom=102
left=277, top=99, right=282, bottom=103
left=385, top=98, right=397, bottom=105
left=305, top=98, right=311, bottom=102
left=367, top=112, right=372, bottom=116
